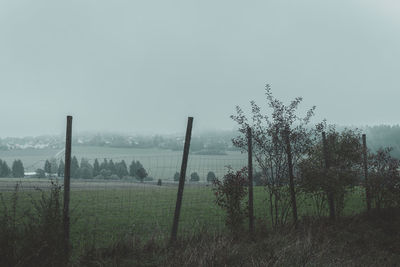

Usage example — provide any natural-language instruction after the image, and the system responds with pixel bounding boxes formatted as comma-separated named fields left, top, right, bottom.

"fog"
left=1, top=0, right=399, bottom=137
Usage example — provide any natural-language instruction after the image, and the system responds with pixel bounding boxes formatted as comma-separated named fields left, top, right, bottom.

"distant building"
left=24, top=171, right=37, bottom=178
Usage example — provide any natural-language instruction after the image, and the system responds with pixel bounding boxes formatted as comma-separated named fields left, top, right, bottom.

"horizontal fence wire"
left=0, top=146, right=368, bottom=250
left=0, top=148, right=248, bottom=250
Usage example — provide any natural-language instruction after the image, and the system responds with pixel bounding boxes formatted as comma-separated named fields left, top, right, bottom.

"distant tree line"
left=0, top=159, right=24, bottom=178
left=38, top=157, right=148, bottom=181
left=173, top=171, right=216, bottom=182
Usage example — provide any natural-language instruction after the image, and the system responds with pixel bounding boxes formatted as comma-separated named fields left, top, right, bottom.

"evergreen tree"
left=50, top=158, right=58, bottom=174
left=78, top=158, right=93, bottom=179
left=44, top=160, right=51, bottom=174
left=173, top=172, right=180, bottom=181
left=206, top=171, right=216, bottom=183
left=93, top=159, right=100, bottom=177
left=0, top=159, right=4, bottom=177
left=129, top=160, right=138, bottom=177
left=108, top=159, right=116, bottom=175
left=190, top=172, right=200, bottom=182
left=12, top=159, right=24, bottom=178
left=71, top=156, right=79, bottom=178
left=100, top=159, right=108, bottom=171
left=1, top=160, right=11, bottom=177
left=136, top=166, right=148, bottom=182
left=58, top=160, right=65, bottom=177
left=115, top=160, right=128, bottom=178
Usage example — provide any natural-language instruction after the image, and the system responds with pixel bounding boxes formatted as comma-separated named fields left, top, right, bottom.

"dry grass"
left=77, top=208, right=400, bottom=266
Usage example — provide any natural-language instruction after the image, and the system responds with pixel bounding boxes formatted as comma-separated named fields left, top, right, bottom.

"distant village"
left=0, top=132, right=238, bottom=153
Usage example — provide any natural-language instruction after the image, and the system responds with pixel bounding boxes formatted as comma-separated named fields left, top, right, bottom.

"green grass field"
left=0, top=180, right=367, bottom=256
left=0, top=147, right=369, bottom=261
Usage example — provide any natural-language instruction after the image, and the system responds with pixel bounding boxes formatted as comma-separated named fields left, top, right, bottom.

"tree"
left=213, top=168, right=248, bottom=235
left=71, top=156, right=79, bottom=178
left=100, top=159, right=108, bottom=172
left=173, top=172, right=180, bottom=181
left=190, top=172, right=200, bottom=182
left=12, top=160, right=24, bottom=178
left=136, top=166, right=148, bottom=182
left=129, top=160, right=147, bottom=180
left=35, top=168, right=46, bottom=178
left=78, top=167, right=93, bottom=179
left=115, top=160, right=128, bottom=178
left=93, top=159, right=100, bottom=177
left=207, top=171, right=216, bottom=183
left=108, top=160, right=116, bottom=175
left=50, top=158, right=58, bottom=175
left=44, top=160, right=51, bottom=174
left=368, top=147, right=400, bottom=209
left=77, top=158, right=93, bottom=179
left=129, top=160, right=138, bottom=177
left=58, top=160, right=65, bottom=177
left=299, top=126, right=362, bottom=218
left=0, top=159, right=11, bottom=177
left=253, top=172, right=264, bottom=186
left=231, top=84, right=316, bottom=226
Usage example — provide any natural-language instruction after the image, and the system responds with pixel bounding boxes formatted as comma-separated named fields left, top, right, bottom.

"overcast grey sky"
left=1, top=0, right=399, bottom=137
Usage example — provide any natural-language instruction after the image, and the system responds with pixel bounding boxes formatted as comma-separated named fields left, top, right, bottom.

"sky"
left=0, top=0, right=399, bottom=137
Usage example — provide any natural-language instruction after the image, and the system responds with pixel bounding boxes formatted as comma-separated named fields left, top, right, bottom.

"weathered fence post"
left=322, top=131, right=335, bottom=220
left=63, top=115, right=72, bottom=258
left=285, top=126, right=298, bottom=226
left=170, top=117, right=193, bottom=243
left=362, top=134, right=371, bottom=211
left=247, top=127, right=254, bottom=236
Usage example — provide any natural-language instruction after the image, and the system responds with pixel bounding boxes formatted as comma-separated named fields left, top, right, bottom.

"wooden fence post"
left=247, top=127, right=254, bottom=236
left=285, top=126, right=298, bottom=226
left=322, top=131, right=335, bottom=220
left=170, top=117, right=193, bottom=243
left=362, top=134, right=371, bottom=211
left=63, top=115, right=72, bottom=258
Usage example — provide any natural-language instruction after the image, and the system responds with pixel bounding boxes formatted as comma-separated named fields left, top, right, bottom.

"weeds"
left=0, top=180, right=68, bottom=267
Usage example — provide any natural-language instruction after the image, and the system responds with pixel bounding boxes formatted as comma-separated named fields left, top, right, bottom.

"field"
left=0, top=178, right=366, bottom=253
left=0, top=146, right=369, bottom=264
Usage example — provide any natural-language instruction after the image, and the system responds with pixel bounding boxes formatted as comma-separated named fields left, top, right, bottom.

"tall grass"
left=0, top=181, right=68, bottom=267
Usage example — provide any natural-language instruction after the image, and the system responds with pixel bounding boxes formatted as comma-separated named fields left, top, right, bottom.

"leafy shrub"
left=368, top=147, right=400, bottom=209
left=213, top=168, right=248, bottom=235
left=157, top=179, right=162, bottom=186
left=299, top=127, right=362, bottom=218
left=109, top=174, right=120, bottom=180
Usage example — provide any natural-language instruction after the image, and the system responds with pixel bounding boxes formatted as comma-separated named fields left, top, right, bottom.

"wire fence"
left=0, top=119, right=374, bottom=251
left=0, top=149, right=249, bottom=249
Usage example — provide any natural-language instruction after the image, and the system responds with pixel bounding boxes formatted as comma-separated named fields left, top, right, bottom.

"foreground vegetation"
left=79, top=208, right=400, bottom=266
left=0, top=181, right=368, bottom=265
left=1, top=181, right=398, bottom=266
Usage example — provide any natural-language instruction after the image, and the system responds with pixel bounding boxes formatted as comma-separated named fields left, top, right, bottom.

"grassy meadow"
left=0, top=146, right=371, bottom=264
left=0, top=180, right=367, bottom=253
